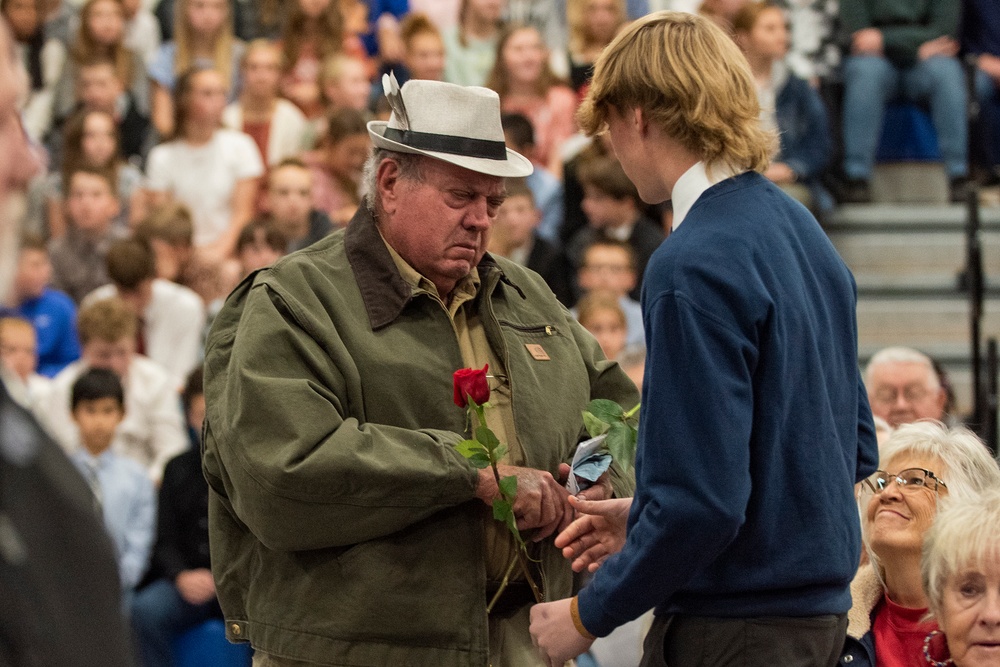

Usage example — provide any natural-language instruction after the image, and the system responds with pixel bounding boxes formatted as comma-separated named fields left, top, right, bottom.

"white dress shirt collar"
left=671, top=161, right=741, bottom=231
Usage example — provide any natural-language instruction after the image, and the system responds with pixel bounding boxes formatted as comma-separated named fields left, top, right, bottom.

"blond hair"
left=923, top=488, right=1000, bottom=620
left=578, top=10, right=775, bottom=173
left=77, top=297, right=137, bottom=345
left=173, top=0, right=236, bottom=86
left=567, top=0, right=627, bottom=58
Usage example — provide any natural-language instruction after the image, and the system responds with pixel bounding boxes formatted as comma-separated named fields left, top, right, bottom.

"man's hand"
left=476, top=465, right=572, bottom=541
left=851, top=28, right=883, bottom=56
left=175, top=568, right=216, bottom=605
left=530, top=598, right=595, bottom=667
left=555, top=496, right=632, bottom=573
left=979, top=53, right=1000, bottom=85
left=918, top=35, right=959, bottom=61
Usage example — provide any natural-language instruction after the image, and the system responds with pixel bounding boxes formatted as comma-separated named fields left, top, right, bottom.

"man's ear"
left=633, top=107, right=648, bottom=137
left=376, top=158, right=401, bottom=216
left=934, top=386, right=948, bottom=416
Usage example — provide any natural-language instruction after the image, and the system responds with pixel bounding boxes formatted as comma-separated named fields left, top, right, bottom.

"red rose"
left=453, top=364, right=490, bottom=408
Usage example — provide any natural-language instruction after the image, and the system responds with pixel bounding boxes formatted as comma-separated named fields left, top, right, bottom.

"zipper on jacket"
left=497, top=321, right=558, bottom=336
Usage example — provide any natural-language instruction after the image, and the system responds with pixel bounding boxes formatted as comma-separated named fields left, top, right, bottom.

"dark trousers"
left=639, top=613, right=848, bottom=667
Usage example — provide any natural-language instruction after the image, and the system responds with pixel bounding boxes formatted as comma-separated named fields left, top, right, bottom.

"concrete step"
left=871, top=162, right=949, bottom=204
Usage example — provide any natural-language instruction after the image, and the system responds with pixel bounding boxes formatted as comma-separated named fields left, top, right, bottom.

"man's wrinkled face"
left=378, top=158, right=506, bottom=296
left=868, top=361, right=947, bottom=428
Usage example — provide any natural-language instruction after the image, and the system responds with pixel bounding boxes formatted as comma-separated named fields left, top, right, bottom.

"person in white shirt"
left=41, top=296, right=187, bottom=484
left=121, top=0, right=160, bottom=64
left=145, top=66, right=264, bottom=262
left=84, top=238, right=205, bottom=390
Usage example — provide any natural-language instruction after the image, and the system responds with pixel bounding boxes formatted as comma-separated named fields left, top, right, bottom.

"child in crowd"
left=575, top=237, right=644, bottom=353
left=46, top=108, right=145, bottom=238
left=567, top=155, right=664, bottom=300
left=58, top=57, right=152, bottom=163
left=263, top=158, right=334, bottom=251
left=501, top=111, right=564, bottom=244
left=42, top=296, right=188, bottom=484
left=575, top=291, right=644, bottom=390
left=443, top=0, right=503, bottom=86
left=318, top=52, right=372, bottom=118
left=486, top=23, right=578, bottom=177
left=121, top=0, right=161, bottom=64
left=132, top=366, right=223, bottom=667
left=4, top=0, right=65, bottom=141
left=302, top=107, right=369, bottom=225
left=147, top=0, right=244, bottom=137
left=224, top=40, right=309, bottom=166
left=399, top=12, right=445, bottom=82
left=566, top=0, right=626, bottom=94
left=49, top=166, right=127, bottom=303
left=699, top=0, right=748, bottom=33
left=84, top=238, right=206, bottom=389
left=235, top=218, right=286, bottom=277
left=11, top=235, right=80, bottom=376
left=145, top=67, right=264, bottom=260
left=133, top=201, right=195, bottom=284
left=279, top=0, right=344, bottom=119
left=0, top=316, right=51, bottom=407
left=54, top=0, right=149, bottom=121
left=733, top=1, right=832, bottom=213
left=489, top=177, right=573, bottom=305
left=68, top=367, right=156, bottom=599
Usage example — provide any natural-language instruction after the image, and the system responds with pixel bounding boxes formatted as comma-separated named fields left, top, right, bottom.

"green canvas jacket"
left=202, top=204, right=638, bottom=666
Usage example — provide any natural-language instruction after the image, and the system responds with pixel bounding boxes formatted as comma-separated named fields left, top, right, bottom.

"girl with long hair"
left=147, top=0, right=243, bottom=137
left=566, top=0, right=627, bottom=94
left=278, top=0, right=344, bottom=118
left=55, top=0, right=148, bottom=119
left=45, top=108, right=145, bottom=238
left=486, top=23, right=576, bottom=177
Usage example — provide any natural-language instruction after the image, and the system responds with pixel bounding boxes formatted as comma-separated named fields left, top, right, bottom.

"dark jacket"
left=0, top=377, right=133, bottom=666
left=203, top=205, right=638, bottom=666
left=776, top=72, right=831, bottom=183
left=839, top=0, right=960, bottom=67
left=147, top=447, right=211, bottom=582
left=526, top=233, right=575, bottom=306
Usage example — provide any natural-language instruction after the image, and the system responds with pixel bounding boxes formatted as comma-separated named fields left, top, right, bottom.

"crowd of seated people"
left=3, top=0, right=1000, bottom=665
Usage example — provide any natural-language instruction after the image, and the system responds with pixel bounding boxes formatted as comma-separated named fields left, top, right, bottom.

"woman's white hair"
left=861, top=420, right=1000, bottom=575
left=922, top=487, right=1000, bottom=619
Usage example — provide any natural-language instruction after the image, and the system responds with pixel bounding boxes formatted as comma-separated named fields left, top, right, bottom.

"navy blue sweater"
left=578, top=172, right=878, bottom=636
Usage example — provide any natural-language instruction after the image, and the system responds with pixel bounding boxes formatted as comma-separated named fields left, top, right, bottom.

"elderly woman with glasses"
left=840, top=421, right=1000, bottom=666
left=922, top=487, right=1000, bottom=667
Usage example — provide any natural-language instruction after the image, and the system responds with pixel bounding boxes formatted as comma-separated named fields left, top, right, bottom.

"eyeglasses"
left=860, top=468, right=948, bottom=496
left=870, top=385, right=931, bottom=405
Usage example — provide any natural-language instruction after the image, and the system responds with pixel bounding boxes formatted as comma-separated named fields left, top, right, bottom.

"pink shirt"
left=502, top=85, right=578, bottom=169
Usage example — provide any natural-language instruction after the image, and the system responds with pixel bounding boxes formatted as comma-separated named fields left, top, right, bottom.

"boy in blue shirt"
left=69, top=368, right=156, bottom=603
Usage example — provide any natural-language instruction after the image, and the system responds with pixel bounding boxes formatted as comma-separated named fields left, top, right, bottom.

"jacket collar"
left=344, top=201, right=524, bottom=331
left=847, top=563, right=885, bottom=639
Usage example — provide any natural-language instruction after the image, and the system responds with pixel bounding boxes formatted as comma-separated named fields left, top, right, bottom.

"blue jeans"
left=131, top=578, right=222, bottom=667
left=975, top=69, right=1000, bottom=168
left=842, top=54, right=968, bottom=179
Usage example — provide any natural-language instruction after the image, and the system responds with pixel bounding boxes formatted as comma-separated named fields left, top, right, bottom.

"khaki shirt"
left=385, top=241, right=524, bottom=580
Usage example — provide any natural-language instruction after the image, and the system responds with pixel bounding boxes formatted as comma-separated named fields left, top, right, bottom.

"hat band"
left=383, top=128, right=507, bottom=161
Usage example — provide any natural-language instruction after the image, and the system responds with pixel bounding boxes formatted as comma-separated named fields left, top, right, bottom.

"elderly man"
left=529, top=12, right=878, bottom=667
left=865, top=346, right=948, bottom=428
left=202, top=78, right=638, bottom=667
left=0, top=17, right=133, bottom=665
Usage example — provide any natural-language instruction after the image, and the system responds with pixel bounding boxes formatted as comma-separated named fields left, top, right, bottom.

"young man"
left=42, top=296, right=188, bottom=484
left=489, top=177, right=573, bottom=305
left=85, top=238, right=206, bottom=390
left=529, top=12, right=878, bottom=667
left=48, top=166, right=126, bottom=304
left=566, top=155, right=664, bottom=301
left=11, top=234, right=80, bottom=376
left=262, top=158, right=334, bottom=253
left=134, top=202, right=196, bottom=284
left=69, top=367, right=156, bottom=596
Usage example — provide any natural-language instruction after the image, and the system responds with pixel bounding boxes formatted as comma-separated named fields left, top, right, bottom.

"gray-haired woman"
left=922, top=487, right=1000, bottom=667
left=840, top=421, right=1000, bottom=666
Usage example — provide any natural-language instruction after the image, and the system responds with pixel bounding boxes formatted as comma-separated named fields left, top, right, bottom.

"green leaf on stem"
left=587, top=399, right=625, bottom=423
left=582, top=410, right=610, bottom=438
left=492, top=444, right=508, bottom=461
left=475, top=425, right=501, bottom=453
left=493, top=498, right=512, bottom=523
left=605, top=421, right=636, bottom=472
left=468, top=452, right=491, bottom=469
left=498, top=475, right=518, bottom=500
left=456, top=439, right=486, bottom=458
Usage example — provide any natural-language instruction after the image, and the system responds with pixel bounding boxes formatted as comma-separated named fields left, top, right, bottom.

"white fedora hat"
left=367, top=74, right=533, bottom=178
